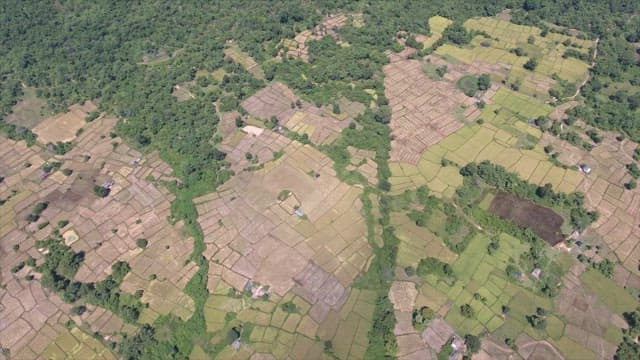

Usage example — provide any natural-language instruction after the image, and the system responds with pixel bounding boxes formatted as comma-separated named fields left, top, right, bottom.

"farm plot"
left=549, top=264, right=632, bottom=359
left=5, top=86, right=52, bottom=129
left=241, top=82, right=351, bottom=145
left=389, top=115, right=584, bottom=197
left=194, top=129, right=373, bottom=331
left=346, top=146, right=378, bottom=186
left=538, top=127, right=640, bottom=277
left=384, top=57, right=479, bottom=165
left=436, top=17, right=594, bottom=99
left=281, top=13, right=360, bottom=62
left=421, top=16, right=453, bottom=49
left=0, top=115, right=200, bottom=357
left=489, top=192, right=565, bottom=246
left=31, top=101, right=98, bottom=144
left=423, top=234, right=557, bottom=338
left=390, top=212, right=458, bottom=269
left=41, top=327, right=116, bottom=360
left=224, top=43, right=265, bottom=80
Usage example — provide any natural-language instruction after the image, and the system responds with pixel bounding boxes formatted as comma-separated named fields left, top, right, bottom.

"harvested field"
left=489, top=192, right=564, bottom=245
left=32, top=101, right=97, bottom=144
left=241, top=82, right=351, bottom=145
left=195, top=129, right=372, bottom=322
left=384, top=58, right=479, bottom=164
left=0, top=115, right=198, bottom=357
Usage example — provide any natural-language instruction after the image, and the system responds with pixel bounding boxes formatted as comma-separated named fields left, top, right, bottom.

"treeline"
left=459, top=161, right=598, bottom=231
left=32, top=228, right=144, bottom=323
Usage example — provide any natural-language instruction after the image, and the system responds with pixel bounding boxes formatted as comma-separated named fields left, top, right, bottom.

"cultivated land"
left=0, top=109, right=197, bottom=357
left=382, top=15, right=638, bottom=360
left=192, top=128, right=375, bottom=358
left=281, top=13, right=363, bottom=62
left=241, top=82, right=352, bottom=145
left=1, top=7, right=639, bottom=360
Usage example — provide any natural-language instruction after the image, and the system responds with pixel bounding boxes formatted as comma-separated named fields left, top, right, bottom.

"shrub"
left=460, top=304, right=475, bottom=318
left=280, top=301, right=298, bottom=313
left=523, top=58, right=538, bottom=71
left=136, top=238, right=148, bottom=249
left=94, top=185, right=110, bottom=198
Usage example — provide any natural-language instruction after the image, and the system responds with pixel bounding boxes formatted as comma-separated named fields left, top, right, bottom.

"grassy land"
left=580, top=269, right=637, bottom=315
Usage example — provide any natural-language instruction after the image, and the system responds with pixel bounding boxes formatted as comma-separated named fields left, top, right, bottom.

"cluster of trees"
left=459, top=161, right=598, bottom=231
left=417, top=257, right=455, bottom=280
left=527, top=307, right=548, bottom=330
left=616, top=308, right=640, bottom=359
left=456, top=74, right=491, bottom=97
left=33, top=228, right=144, bottom=323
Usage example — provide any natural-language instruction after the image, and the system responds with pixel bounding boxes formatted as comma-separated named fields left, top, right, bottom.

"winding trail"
left=566, top=37, right=599, bottom=100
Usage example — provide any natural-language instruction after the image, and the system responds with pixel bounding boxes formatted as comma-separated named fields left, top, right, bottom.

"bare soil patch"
left=489, top=192, right=564, bottom=245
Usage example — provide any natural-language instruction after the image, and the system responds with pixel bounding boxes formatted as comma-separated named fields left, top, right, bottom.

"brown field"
left=384, top=56, right=480, bottom=164
left=489, top=192, right=564, bottom=245
left=0, top=114, right=198, bottom=357
left=5, top=87, right=52, bottom=129
left=241, top=82, right=351, bottom=145
left=194, top=129, right=373, bottom=326
left=32, top=101, right=98, bottom=144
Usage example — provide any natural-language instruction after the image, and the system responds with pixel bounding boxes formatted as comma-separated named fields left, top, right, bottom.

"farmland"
left=2, top=2, right=640, bottom=360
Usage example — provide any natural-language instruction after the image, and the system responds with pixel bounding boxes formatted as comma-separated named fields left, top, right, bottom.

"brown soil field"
left=489, top=192, right=564, bottom=245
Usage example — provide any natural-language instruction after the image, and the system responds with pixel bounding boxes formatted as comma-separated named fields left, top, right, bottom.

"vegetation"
left=459, top=161, right=598, bottom=231
left=32, top=229, right=143, bottom=323
left=3, top=0, right=640, bottom=357
left=616, top=308, right=640, bottom=359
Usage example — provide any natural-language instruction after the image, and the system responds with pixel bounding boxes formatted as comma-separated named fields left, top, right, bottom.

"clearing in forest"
left=241, top=82, right=352, bottom=145
left=281, top=13, right=362, bottom=62
left=224, top=43, right=265, bottom=80
left=31, top=101, right=97, bottom=144
left=436, top=17, right=595, bottom=99
left=5, top=87, right=52, bottom=129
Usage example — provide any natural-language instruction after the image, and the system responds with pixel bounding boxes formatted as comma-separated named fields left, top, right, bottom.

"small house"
left=294, top=208, right=305, bottom=218
left=531, top=268, right=542, bottom=280
left=580, top=164, right=592, bottom=174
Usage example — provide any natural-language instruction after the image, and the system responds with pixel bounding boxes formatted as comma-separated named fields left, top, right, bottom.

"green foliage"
left=460, top=304, right=475, bottom=318
left=61, top=168, right=72, bottom=177
left=523, top=58, right=538, bottom=71
left=47, top=141, right=73, bottom=155
left=465, top=334, right=481, bottom=354
left=477, top=74, right=491, bottom=90
left=136, top=238, right=148, bottom=249
left=443, top=22, right=471, bottom=45
left=412, top=306, right=435, bottom=331
left=627, top=163, right=640, bottom=179
left=280, top=301, right=298, bottom=313
left=592, top=258, right=614, bottom=278
left=85, top=111, right=100, bottom=122
left=417, top=257, right=455, bottom=279
left=33, top=230, right=142, bottom=322
left=93, top=185, right=110, bottom=198
left=616, top=308, right=640, bottom=359
left=457, top=75, right=479, bottom=97
left=459, top=161, right=598, bottom=231
left=27, top=201, right=49, bottom=223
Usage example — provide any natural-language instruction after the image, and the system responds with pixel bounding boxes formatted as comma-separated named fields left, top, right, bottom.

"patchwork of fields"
left=1, top=10, right=638, bottom=360
left=0, top=108, right=198, bottom=357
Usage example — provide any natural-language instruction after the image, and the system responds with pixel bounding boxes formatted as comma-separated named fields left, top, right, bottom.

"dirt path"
left=566, top=38, right=599, bottom=100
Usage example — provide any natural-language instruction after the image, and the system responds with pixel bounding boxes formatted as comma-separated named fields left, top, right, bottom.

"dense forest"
left=2, top=0, right=640, bottom=358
